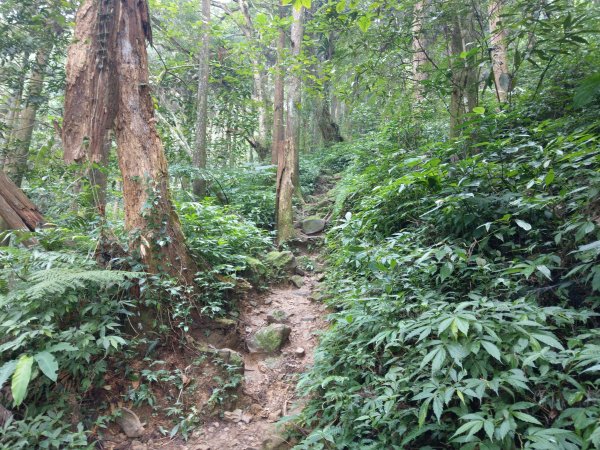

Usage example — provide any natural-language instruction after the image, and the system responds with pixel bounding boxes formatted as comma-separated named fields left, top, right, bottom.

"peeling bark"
left=63, top=0, right=198, bottom=285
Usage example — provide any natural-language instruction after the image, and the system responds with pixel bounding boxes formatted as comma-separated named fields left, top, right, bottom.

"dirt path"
left=188, top=268, right=327, bottom=450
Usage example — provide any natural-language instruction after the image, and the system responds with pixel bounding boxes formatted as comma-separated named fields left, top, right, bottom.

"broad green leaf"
left=12, top=355, right=34, bottom=406
left=515, top=219, right=532, bottom=231
left=536, top=265, right=552, bottom=280
left=531, top=333, right=564, bottom=350
left=34, top=351, right=58, bottom=382
left=544, top=169, right=555, bottom=186
left=357, top=15, right=371, bottom=32
left=472, top=106, right=485, bottom=114
left=0, top=360, right=17, bottom=391
left=481, top=340, right=502, bottom=361
left=512, top=411, right=542, bottom=425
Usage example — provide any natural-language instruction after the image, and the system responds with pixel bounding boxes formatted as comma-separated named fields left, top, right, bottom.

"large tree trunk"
left=4, top=48, right=51, bottom=186
left=193, top=0, right=210, bottom=198
left=62, top=0, right=198, bottom=285
left=412, top=0, right=427, bottom=101
left=271, top=3, right=286, bottom=165
left=0, top=171, right=44, bottom=231
left=488, top=0, right=511, bottom=102
left=276, top=5, right=304, bottom=244
left=88, top=131, right=111, bottom=216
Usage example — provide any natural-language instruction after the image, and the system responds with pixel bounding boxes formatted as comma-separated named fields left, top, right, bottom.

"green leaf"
left=531, top=333, right=564, bottom=350
left=12, top=355, right=34, bottom=406
left=544, top=169, right=555, bottom=186
left=357, top=15, right=371, bottom=32
left=34, top=352, right=58, bottom=382
left=335, top=0, right=346, bottom=13
left=512, top=411, right=542, bottom=425
left=536, top=265, right=552, bottom=280
left=515, top=219, right=532, bottom=231
left=472, top=106, right=485, bottom=114
left=0, top=360, right=17, bottom=391
left=481, top=340, right=502, bottom=362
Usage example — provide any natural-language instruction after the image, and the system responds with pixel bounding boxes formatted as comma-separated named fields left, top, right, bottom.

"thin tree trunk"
left=238, top=0, right=270, bottom=159
left=4, top=48, right=51, bottom=186
left=289, top=5, right=304, bottom=197
left=412, top=0, right=427, bottom=101
left=317, top=34, right=343, bottom=145
left=0, top=57, right=28, bottom=168
left=271, top=3, right=285, bottom=165
left=63, top=0, right=198, bottom=285
left=449, top=15, right=469, bottom=138
left=488, top=0, right=511, bottom=102
left=193, top=0, right=210, bottom=198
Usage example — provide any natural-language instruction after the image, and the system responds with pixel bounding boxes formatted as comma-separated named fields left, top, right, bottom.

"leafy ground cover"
left=295, top=97, right=600, bottom=449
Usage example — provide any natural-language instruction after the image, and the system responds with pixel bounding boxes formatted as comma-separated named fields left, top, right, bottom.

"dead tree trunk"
left=0, top=171, right=44, bottom=231
left=193, top=0, right=210, bottom=198
left=62, top=0, right=198, bottom=285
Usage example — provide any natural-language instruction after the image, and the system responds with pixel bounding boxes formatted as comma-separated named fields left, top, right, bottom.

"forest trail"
left=188, top=268, right=328, bottom=450
left=183, top=185, right=333, bottom=450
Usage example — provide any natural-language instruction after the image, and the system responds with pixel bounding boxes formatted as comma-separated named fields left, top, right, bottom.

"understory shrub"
left=296, top=105, right=600, bottom=448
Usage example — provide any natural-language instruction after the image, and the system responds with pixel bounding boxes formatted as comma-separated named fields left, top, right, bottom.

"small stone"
left=266, top=310, right=288, bottom=324
left=294, top=347, right=305, bottom=357
left=301, top=316, right=316, bottom=322
left=249, top=300, right=258, bottom=307
left=193, top=446, right=211, bottom=450
left=224, top=409, right=243, bottom=423
left=264, top=298, right=273, bottom=305
left=116, top=407, right=144, bottom=438
left=241, top=412, right=253, bottom=424
left=316, top=273, right=326, bottom=282
left=267, top=409, right=282, bottom=422
left=216, top=348, right=245, bottom=374
left=247, top=324, right=292, bottom=353
left=212, top=422, right=220, bottom=428
left=294, top=266, right=306, bottom=276
left=290, top=275, right=304, bottom=288
left=264, top=251, right=297, bottom=272
left=301, top=216, right=326, bottom=235
left=130, top=441, right=148, bottom=450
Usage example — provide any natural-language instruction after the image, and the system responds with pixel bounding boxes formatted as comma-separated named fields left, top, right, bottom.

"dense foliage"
left=296, top=95, right=600, bottom=448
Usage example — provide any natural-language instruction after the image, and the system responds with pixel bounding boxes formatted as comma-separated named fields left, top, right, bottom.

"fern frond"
left=11, top=269, right=144, bottom=301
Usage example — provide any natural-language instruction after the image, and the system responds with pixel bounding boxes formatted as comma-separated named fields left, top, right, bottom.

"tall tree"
left=276, top=4, right=304, bottom=244
left=317, top=33, right=344, bottom=145
left=238, top=0, right=271, bottom=160
left=488, top=0, right=511, bottom=102
left=62, top=0, right=198, bottom=285
left=412, top=0, right=427, bottom=102
left=3, top=47, right=52, bottom=186
left=193, top=0, right=211, bottom=198
left=271, top=2, right=286, bottom=164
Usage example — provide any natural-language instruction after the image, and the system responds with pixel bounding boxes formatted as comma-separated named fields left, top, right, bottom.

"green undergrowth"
left=295, top=103, right=600, bottom=448
left=0, top=199, right=274, bottom=447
